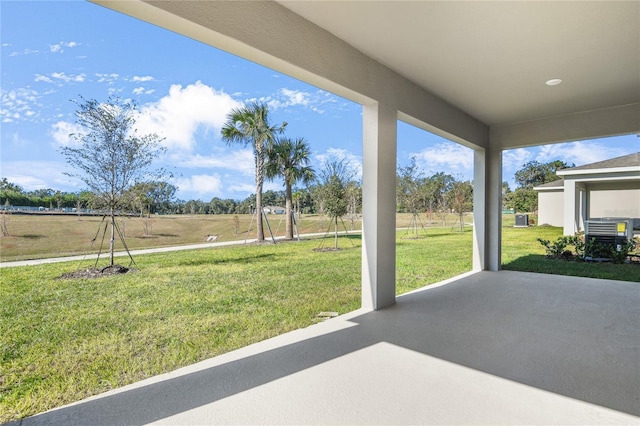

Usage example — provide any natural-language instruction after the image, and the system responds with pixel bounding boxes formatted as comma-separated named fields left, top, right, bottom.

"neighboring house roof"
left=534, top=179, right=564, bottom=191
left=534, top=152, right=640, bottom=191
left=556, top=152, right=640, bottom=176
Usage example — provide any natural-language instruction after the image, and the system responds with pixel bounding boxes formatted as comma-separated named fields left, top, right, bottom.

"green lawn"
left=1, top=230, right=473, bottom=422
left=1, top=224, right=637, bottom=422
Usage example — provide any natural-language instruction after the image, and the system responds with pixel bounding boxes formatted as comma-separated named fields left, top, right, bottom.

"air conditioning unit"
left=514, top=214, right=529, bottom=227
left=585, top=219, right=634, bottom=256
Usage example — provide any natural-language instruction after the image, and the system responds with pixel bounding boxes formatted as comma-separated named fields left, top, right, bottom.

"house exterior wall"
left=589, top=188, right=640, bottom=218
left=537, top=190, right=564, bottom=227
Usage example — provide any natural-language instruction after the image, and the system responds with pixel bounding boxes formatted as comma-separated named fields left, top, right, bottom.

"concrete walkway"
left=12, top=271, right=640, bottom=425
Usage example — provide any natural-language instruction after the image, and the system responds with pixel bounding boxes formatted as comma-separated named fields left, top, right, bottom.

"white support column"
left=473, top=146, right=502, bottom=271
left=362, top=102, right=397, bottom=310
left=563, top=179, right=577, bottom=235
left=578, top=183, right=588, bottom=232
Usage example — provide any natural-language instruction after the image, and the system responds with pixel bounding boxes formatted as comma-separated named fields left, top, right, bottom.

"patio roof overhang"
left=91, top=0, right=640, bottom=309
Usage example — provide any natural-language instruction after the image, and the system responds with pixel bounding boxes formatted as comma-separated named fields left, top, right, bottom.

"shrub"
left=539, top=233, right=638, bottom=264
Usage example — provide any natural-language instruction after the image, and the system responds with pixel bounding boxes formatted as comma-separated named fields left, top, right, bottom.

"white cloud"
left=411, top=142, right=474, bottom=179
left=0, top=88, right=40, bottom=123
left=50, top=72, right=85, bottom=83
left=50, top=121, right=86, bottom=147
left=9, top=48, right=39, bottom=57
left=535, top=141, right=631, bottom=167
left=227, top=183, right=256, bottom=194
left=173, top=174, right=223, bottom=198
left=315, top=147, right=363, bottom=179
left=247, top=88, right=335, bottom=114
left=503, top=148, right=533, bottom=171
left=49, top=41, right=79, bottom=54
left=131, top=75, right=154, bottom=82
left=132, top=87, right=155, bottom=96
left=96, top=73, right=120, bottom=84
left=35, top=72, right=86, bottom=84
left=178, top=149, right=255, bottom=177
left=136, top=81, right=242, bottom=151
left=0, top=161, right=83, bottom=191
left=34, top=74, right=54, bottom=83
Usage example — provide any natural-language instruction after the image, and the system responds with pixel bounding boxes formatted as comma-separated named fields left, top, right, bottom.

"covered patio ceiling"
left=279, top=1, right=639, bottom=128
left=94, top=0, right=639, bottom=149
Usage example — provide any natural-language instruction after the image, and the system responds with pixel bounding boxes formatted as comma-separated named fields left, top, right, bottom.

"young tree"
left=221, top=102, right=286, bottom=242
left=318, top=159, right=356, bottom=249
left=446, top=180, right=473, bottom=232
left=60, top=97, right=166, bottom=266
left=423, top=172, right=455, bottom=225
left=397, top=157, right=426, bottom=236
left=266, top=137, right=315, bottom=240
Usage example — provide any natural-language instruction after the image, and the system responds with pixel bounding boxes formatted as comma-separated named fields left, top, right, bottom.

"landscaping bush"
left=538, top=233, right=638, bottom=264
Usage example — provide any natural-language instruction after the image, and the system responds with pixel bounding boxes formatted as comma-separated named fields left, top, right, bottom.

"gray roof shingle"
left=559, top=152, right=639, bottom=172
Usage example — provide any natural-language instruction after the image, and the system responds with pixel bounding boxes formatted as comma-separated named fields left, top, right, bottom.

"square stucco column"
left=563, top=179, right=577, bottom=235
left=362, top=102, right=397, bottom=310
left=473, top=147, right=502, bottom=271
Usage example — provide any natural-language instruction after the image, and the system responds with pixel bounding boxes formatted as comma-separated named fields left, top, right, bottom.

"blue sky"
left=1, top=1, right=638, bottom=201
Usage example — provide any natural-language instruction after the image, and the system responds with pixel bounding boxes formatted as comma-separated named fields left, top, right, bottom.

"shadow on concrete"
left=20, top=271, right=640, bottom=425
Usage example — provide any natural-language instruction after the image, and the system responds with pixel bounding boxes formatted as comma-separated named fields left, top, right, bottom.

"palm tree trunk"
left=285, top=183, right=293, bottom=240
left=256, top=182, right=264, bottom=242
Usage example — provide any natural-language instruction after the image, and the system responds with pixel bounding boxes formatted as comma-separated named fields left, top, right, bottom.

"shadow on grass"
left=176, top=253, right=276, bottom=267
left=20, top=234, right=47, bottom=239
left=503, top=254, right=640, bottom=282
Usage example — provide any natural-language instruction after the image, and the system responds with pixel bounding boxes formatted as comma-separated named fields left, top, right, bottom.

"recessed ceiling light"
left=546, top=78, right=563, bottom=86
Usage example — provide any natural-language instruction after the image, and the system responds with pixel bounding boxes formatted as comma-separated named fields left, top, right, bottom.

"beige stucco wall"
left=537, top=190, right=564, bottom=227
left=590, top=188, right=640, bottom=218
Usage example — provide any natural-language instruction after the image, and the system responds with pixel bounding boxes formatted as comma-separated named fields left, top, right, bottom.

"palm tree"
left=266, top=137, right=316, bottom=240
left=221, top=103, right=286, bottom=242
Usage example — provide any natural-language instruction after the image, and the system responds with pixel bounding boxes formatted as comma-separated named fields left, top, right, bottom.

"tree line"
left=1, top=154, right=569, bottom=222
left=1, top=95, right=571, bottom=251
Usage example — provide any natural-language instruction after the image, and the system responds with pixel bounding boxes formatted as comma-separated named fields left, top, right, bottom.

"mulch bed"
left=58, top=264, right=135, bottom=279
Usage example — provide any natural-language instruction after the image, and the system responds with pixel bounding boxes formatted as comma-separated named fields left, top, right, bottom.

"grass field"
left=0, top=212, right=472, bottom=262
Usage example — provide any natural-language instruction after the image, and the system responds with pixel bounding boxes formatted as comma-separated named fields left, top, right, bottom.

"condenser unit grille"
left=584, top=220, right=634, bottom=258
left=586, top=222, right=618, bottom=236
left=585, top=220, right=633, bottom=239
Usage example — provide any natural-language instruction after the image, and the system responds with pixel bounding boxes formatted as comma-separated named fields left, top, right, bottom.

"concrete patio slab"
left=15, top=271, right=640, bottom=425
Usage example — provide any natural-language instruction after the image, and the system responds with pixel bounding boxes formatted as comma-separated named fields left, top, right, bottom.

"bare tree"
left=60, top=97, right=166, bottom=266
left=318, top=159, right=356, bottom=249
left=446, top=180, right=473, bottom=232
left=397, top=157, right=426, bottom=237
